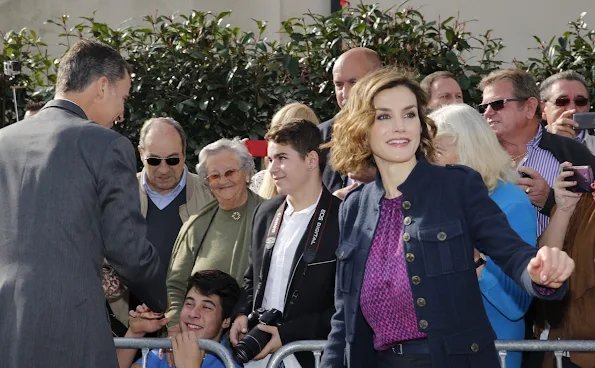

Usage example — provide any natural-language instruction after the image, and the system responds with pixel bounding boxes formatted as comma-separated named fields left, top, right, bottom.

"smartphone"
left=518, top=171, right=532, bottom=179
left=244, top=140, right=268, bottom=157
left=572, top=112, right=595, bottom=130
left=563, top=165, right=594, bottom=193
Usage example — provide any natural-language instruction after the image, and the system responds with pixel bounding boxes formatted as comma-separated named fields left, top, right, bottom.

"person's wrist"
left=125, top=328, right=146, bottom=338
left=556, top=204, right=576, bottom=215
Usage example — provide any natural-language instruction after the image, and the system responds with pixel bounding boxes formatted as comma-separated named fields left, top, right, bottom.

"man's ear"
left=307, top=150, right=320, bottom=171
left=221, top=317, right=231, bottom=329
left=138, top=146, right=144, bottom=159
left=95, top=76, right=109, bottom=99
left=525, top=97, right=540, bottom=120
left=540, top=101, right=547, bottom=121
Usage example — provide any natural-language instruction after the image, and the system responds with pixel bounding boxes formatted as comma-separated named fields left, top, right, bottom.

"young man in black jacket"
left=230, top=119, right=341, bottom=368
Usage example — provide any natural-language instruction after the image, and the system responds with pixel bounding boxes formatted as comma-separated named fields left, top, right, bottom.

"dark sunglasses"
left=206, top=164, right=246, bottom=183
left=549, top=96, right=590, bottom=107
left=477, top=98, right=525, bottom=114
left=145, top=157, right=181, bottom=166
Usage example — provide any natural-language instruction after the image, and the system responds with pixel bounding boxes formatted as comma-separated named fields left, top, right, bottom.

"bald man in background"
left=318, top=47, right=382, bottom=197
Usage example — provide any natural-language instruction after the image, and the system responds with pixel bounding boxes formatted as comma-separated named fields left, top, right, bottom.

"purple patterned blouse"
left=359, top=196, right=427, bottom=350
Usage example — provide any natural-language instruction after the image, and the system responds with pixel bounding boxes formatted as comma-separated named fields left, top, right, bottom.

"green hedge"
left=1, top=5, right=593, bottom=169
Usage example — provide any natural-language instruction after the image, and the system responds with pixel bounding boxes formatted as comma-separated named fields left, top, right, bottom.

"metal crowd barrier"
left=114, top=337, right=237, bottom=368
left=267, top=340, right=326, bottom=368
left=266, top=340, right=595, bottom=368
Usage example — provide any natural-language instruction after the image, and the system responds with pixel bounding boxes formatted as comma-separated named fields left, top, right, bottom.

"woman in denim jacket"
left=320, top=67, right=575, bottom=368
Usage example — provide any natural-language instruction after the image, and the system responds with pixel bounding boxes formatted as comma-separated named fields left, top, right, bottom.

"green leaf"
left=207, top=83, right=226, bottom=91
left=446, top=51, right=459, bottom=64
left=198, top=97, right=209, bottom=111
left=354, top=23, right=366, bottom=34
left=282, top=54, right=300, bottom=77
left=441, top=16, right=455, bottom=27
left=238, top=100, right=251, bottom=112
left=446, top=29, right=455, bottom=43
left=456, top=75, right=470, bottom=90
left=218, top=100, right=232, bottom=112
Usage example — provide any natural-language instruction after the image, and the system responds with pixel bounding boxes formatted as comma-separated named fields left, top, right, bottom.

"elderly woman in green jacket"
left=165, top=138, right=263, bottom=326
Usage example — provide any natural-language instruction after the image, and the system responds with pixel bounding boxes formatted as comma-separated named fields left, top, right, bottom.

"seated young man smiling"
left=117, top=270, right=242, bottom=368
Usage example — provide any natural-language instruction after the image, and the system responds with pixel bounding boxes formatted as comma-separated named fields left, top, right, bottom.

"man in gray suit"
left=0, top=40, right=167, bottom=367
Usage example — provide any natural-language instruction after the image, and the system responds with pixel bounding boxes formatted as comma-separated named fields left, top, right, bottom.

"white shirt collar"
left=142, top=168, right=187, bottom=198
left=285, top=188, right=323, bottom=217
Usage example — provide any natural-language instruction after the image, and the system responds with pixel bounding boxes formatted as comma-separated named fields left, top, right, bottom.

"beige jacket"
left=137, top=168, right=213, bottom=223
left=110, top=168, right=213, bottom=327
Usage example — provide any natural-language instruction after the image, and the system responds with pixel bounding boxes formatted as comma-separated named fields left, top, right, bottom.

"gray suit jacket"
left=0, top=100, right=167, bottom=367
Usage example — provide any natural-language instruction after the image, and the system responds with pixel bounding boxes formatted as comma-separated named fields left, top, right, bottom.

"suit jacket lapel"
left=42, top=99, right=88, bottom=120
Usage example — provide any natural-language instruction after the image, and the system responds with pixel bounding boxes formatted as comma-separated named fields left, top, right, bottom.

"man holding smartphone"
left=534, top=162, right=595, bottom=367
left=540, top=71, right=595, bottom=153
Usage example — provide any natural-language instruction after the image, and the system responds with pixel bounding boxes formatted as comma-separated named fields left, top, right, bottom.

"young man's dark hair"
left=118, top=269, right=243, bottom=368
left=185, top=269, right=241, bottom=320
left=265, top=118, right=325, bottom=172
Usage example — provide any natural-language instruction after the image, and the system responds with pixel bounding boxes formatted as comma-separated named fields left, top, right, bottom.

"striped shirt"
left=517, top=125, right=560, bottom=235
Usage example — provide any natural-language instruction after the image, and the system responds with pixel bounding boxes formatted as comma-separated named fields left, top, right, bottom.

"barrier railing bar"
left=114, top=337, right=236, bottom=368
left=267, top=340, right=326, bottom=368
left=313, top=350, right=322, bottom=368
left=266, top=340, right=595, bottom=368
left=555, top=351, right=563, bottom=368
left=141, top=347, right=149, bottom=368
left=498, top=350, right=507, bottom=368
left=494, top=340, right=595, bottom=351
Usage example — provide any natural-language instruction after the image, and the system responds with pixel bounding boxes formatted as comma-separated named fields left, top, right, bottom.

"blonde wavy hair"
left=258, top=103, right=320, bottom=199
left=429, top=103, right=520, bottom=192
left=326, top=67, right=437, bottom=175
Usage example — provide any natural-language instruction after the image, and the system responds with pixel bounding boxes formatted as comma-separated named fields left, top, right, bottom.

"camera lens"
left=233, top=327, right=273, bottom=363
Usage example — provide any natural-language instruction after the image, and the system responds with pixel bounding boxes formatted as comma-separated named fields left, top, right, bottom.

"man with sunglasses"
left=478, top=69, right=595, bottom=236
left=479, top=69, right=595, bottom=368
left=137, top=118, right=212, bottom=271
left=539, top=71, right=594, bottom=153
left=107, top=117, right=212, bottom=338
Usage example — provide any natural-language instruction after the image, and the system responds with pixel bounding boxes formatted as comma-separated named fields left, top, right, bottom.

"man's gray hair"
left=195, top=138, right=256, bottom=188
left=139, top=117, right=187, bottom=154
left=539, top=70, right=590, bottom=101
left=56, top=39, right=132, bottom=94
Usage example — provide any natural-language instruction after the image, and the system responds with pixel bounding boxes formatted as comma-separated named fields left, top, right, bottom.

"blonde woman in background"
left=429, top=103, right=537, bottom=368
left=250, top=102, right=320, bottom=198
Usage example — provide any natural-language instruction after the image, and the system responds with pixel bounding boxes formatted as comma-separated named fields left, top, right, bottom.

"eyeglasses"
left=477, top=98, right=526, bottom=114
left=145, top=157, right=181, bottom=166
left=548, top=96, right=590, bottom=108
left=206, top=165, right=246, bottom=183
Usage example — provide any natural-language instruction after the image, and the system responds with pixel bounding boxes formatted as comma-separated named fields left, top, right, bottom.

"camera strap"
left=264, top=188, right=333, bottom=264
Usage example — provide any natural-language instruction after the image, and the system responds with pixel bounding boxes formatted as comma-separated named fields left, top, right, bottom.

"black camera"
left=3, top=61, right=21, bottom=76
left=233, top=308, right=283, bottom=363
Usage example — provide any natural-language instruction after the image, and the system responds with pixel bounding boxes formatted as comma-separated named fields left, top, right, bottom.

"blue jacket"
left=320, top=160, right=567, bottom=368
left=480, top=181, right=537, bottom=368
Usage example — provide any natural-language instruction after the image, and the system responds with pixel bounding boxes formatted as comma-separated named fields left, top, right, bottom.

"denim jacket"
left=321, top=159, right=567, bottom=368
